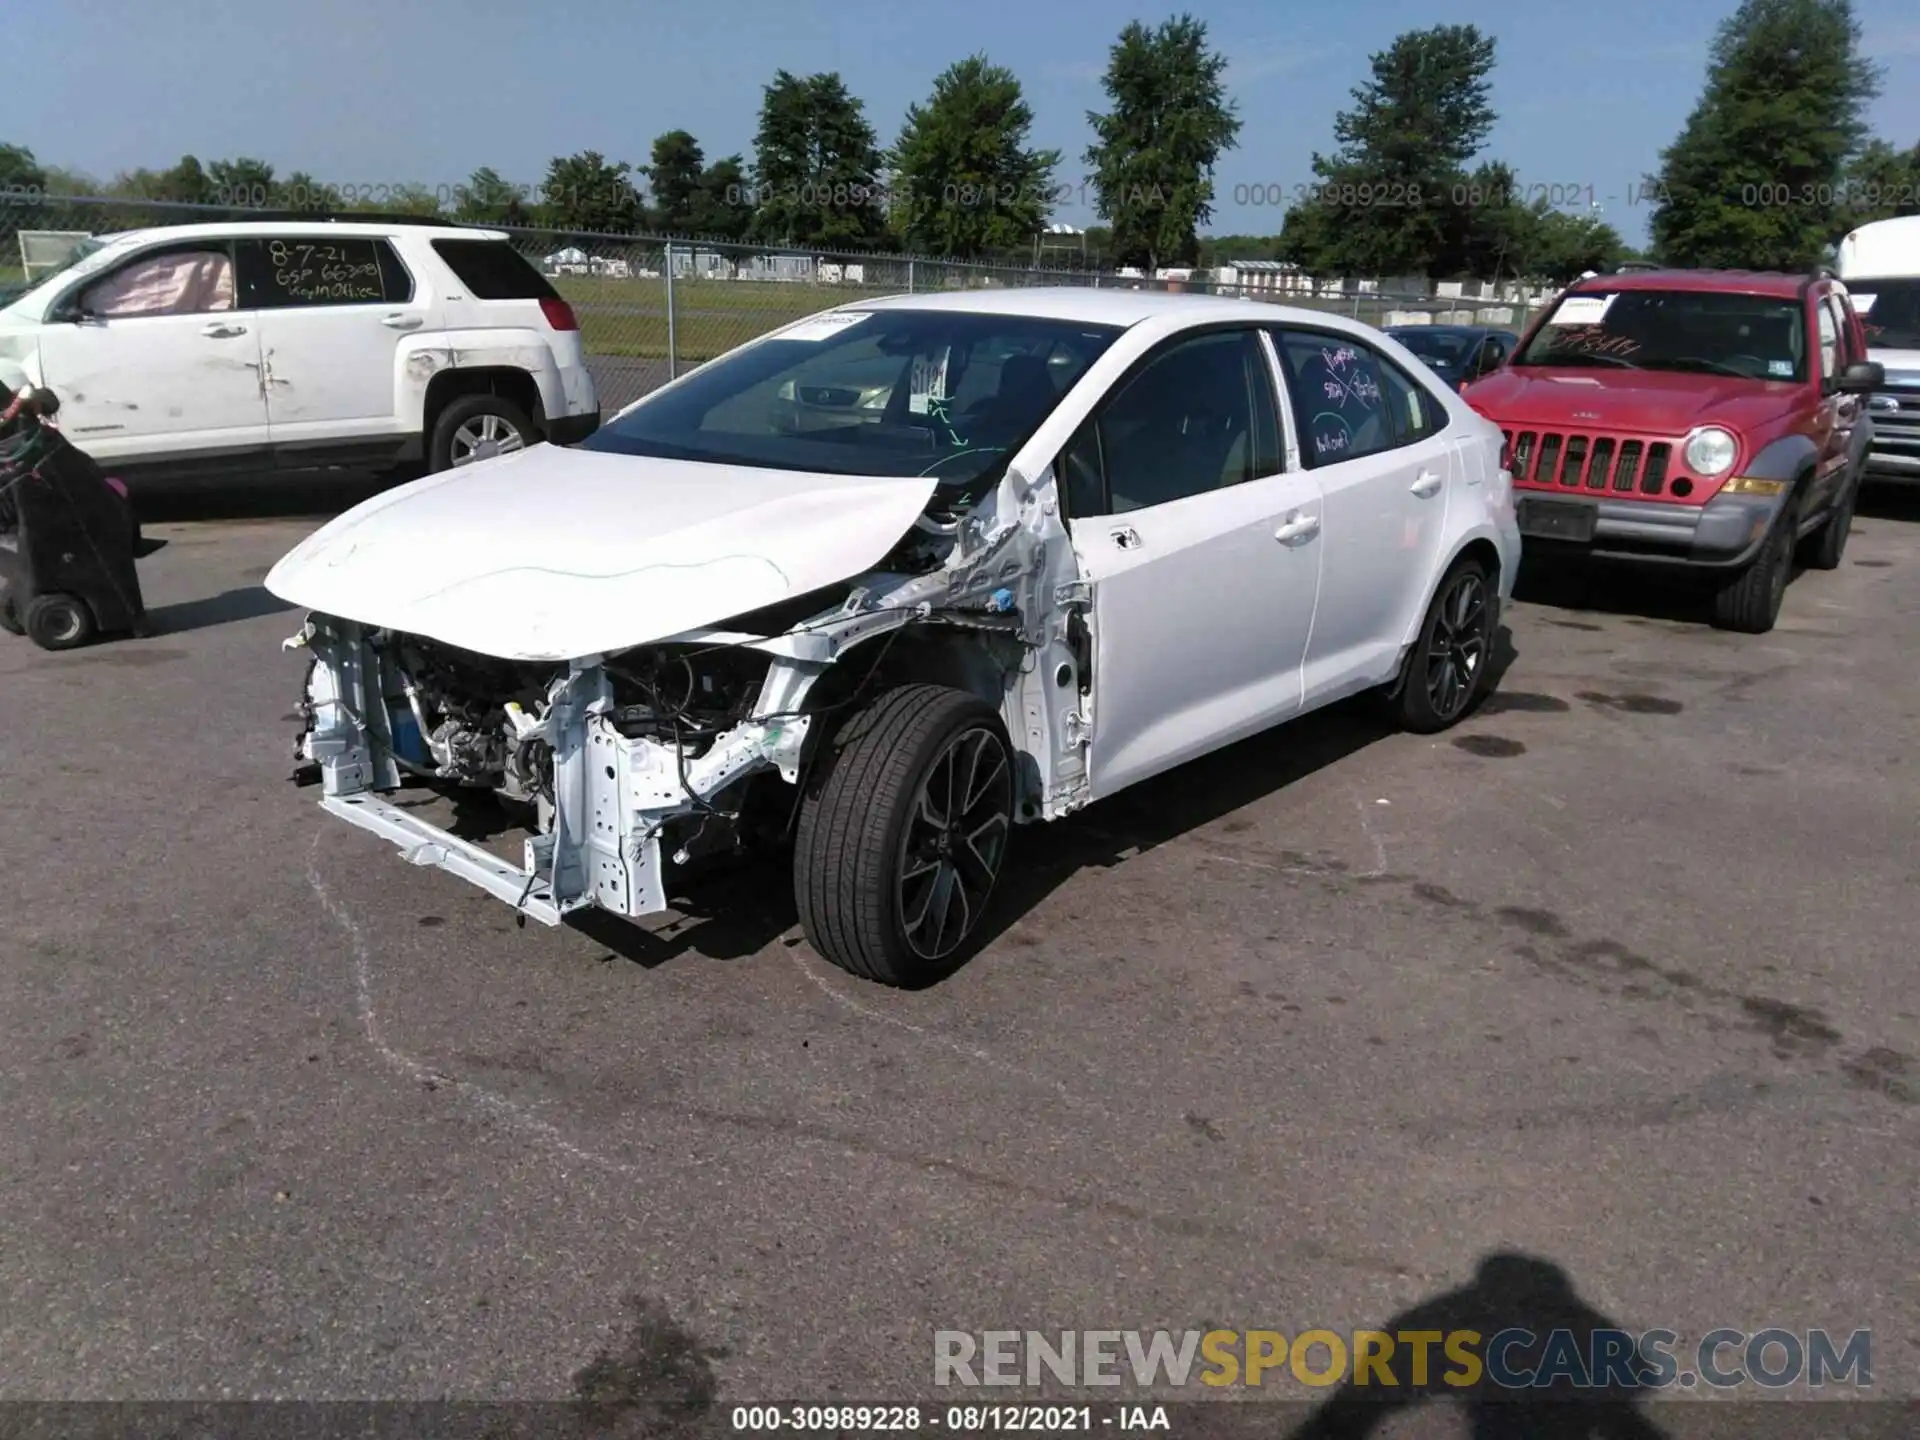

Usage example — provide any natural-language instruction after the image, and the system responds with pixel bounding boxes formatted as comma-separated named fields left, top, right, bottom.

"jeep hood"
left=264, top=444, right=939, bottom=661
left=1465, top=367, right=1802, bottom=436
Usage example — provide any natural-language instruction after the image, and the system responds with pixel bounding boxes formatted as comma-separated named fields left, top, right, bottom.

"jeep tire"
left=1711, top=499, right=1797, bottom=633
left=429, top=394, right=536, bottom=473
left=1801, top=470, right=1857, bottom=572
left=794, top=683, right=1016, bottom=987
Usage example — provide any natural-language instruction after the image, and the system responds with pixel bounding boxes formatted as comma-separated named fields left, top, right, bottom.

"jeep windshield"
left=1846, top=277, right=1920, bottom=351
left=1513, top=289, right=1807, bottom=382
left=581, top=309, right=1123, bottom=487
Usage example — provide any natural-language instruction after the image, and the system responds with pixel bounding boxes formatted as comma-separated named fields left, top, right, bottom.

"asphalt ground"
left=0, top=478, right=1915, bottom=1430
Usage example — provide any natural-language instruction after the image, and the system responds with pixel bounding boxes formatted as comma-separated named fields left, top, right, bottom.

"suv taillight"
left=539, top=297, right=578, bottom=331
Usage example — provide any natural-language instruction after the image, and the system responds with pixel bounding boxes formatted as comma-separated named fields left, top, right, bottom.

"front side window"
left=80, top=246, right=234, bottom=317
left=1817, top=297, right=1842, bottom=381
left=1513, top=288, right=1808, bottom=382
left=1060, top=328, right=1283, bottom=517
left=582, top=308, right=1121, bottom=491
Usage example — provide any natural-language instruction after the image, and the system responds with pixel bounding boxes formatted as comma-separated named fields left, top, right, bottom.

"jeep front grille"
left=1503, top=429, right=1675, bottom=496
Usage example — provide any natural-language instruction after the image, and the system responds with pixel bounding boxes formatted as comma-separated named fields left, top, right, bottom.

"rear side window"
left=430, top=239, right=560, bottom=300
left=1270, top=329, right=1449, bottom=465
left=234, top=237, right=413, bottom=308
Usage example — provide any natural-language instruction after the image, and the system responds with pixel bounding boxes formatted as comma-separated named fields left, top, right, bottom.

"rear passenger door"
left=1061, top=326, right=1324, bottom=799
left=1268, top=327, right=1456, bottom=703
left=236, top=235, right=439, bottom=452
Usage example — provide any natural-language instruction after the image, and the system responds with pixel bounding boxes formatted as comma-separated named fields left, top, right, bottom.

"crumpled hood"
left=264, top=444, right=938, bottom=661
left=1464, top=367, right=1802, bottom=437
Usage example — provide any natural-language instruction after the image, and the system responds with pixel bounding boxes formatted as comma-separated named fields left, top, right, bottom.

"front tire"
left=1711, top=500, right=1797, bottom=633
left=428, top=394, right=536, bottom=473
left=794, top=683, right=1016, bottom=987
left=23, top=592, right=94, bottom=650
left=1395, top=556, right=1497, bottom=734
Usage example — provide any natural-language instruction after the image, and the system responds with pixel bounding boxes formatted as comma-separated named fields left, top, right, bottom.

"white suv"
left=0, top=219, right=599, bottom=482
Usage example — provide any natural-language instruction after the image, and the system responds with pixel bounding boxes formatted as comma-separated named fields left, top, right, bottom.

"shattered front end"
left=281, top=462, right=1094, bottom=929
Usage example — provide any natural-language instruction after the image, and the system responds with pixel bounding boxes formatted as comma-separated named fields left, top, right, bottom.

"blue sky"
left=10, top=0, right=1920, bottom=248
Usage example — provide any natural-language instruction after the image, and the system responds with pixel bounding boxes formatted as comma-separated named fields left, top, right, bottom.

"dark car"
left=1384, top=324, right=1520, bottom=389
left=1461, top=265, right=1883, bottom=634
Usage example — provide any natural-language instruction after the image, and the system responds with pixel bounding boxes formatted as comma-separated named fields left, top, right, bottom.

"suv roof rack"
left=164, top=210, right=490, bottom=230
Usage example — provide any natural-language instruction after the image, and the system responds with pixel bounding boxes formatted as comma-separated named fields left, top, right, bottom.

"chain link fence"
left=4, top=195, right=1561, bottom=412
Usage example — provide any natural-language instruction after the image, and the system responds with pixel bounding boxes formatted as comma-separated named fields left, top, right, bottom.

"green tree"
left=1835, top=137, right=1920, bottom=232
left=0, top=142, right=47, bottom=193
left=750, top=70, right=889, bottom=247
left=274, top=171, right=343, bottom=211
left=207, top=156, right=275, bottom=207
left=646, top=130, right=708, bottom=233
left=1279, top=25, right=1500, bottom=279
left=1084, top=16, right=1241, bottom=271
left=539, top=150, right=642, bottom=234
left=695, top=155, right=751, bottom=240
left=112, top=155, right=214, bottom=206
left=889, top=54, right=1059, bottom=258
left=452, top=167, right=529, bottom=224
left=1647, top=0, right=1880, bottom=268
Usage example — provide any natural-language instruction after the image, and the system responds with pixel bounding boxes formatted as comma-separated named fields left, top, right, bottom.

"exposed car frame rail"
left=286, top=463, right=1094, bottom=928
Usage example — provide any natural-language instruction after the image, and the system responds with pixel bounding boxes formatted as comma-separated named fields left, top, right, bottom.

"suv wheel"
left=794, top=683, right=1016, bottom=987
left=1711, top=501, right=1798, bottom=633
left=1801, top=472, right=1857, bottom=571
left=429, top=394, right=535, bottom=473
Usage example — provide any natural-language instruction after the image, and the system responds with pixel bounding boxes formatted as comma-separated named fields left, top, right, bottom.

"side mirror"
left=1837, top=360, right=1885, bottom=394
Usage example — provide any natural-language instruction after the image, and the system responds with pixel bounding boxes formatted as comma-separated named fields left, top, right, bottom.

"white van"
left=1835, top=215, right=1920, bottom=483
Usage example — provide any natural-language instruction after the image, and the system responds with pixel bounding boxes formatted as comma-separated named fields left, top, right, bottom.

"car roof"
left=849, top=285, right=1379, bottom=332
left=1567, top=268, right=1817, bottom=300
left=93, top=219, right=510, bottom=246
left=1388, top=324, right=1509, bottom=337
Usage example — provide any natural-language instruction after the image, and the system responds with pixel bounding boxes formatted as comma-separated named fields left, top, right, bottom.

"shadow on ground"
left=1283, top=1251, right=1670, bottom=1439
left=131, top=471, right=402, bottom=523
left=561, top=626, right=1522, bottom=985
left=146, top=585, right=296, bottom=635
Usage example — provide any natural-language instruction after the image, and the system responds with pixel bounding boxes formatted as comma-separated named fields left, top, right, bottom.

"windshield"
left=582, top=309, right=1123, bottom=487
left=1514, top=289, right=1807, bottom=382
left=15, top=236, right=110, bottom=297
left=1844, top=277, right=1920, bottom=351
left=1390, top=330, right=1475, bottom=365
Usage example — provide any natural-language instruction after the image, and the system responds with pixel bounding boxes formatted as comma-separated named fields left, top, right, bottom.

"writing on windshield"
left=1515, top=289, right=1806, bottom=382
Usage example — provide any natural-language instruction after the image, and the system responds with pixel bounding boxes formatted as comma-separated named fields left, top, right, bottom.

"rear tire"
left=428, top=393, right=536, bottom=473
left=1800, top=472, right=1856, bottom=572
left=1394, top=556, right=1497, bottom=734
left=794, top=683, right=1015, bottom=987
left=24, top=592, right=94, bottom=650
left=1711, top=500, right=1797, bottom=633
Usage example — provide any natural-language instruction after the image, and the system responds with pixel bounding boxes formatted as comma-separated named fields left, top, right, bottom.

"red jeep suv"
left=1462, top=265, right=1884, bottom=632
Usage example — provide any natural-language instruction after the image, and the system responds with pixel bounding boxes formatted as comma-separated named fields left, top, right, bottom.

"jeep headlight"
left=1683, top=426, right=1739, bottom=477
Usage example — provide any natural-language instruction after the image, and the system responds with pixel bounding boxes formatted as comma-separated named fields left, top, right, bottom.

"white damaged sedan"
left=268, top=289, right=1520, bottom=985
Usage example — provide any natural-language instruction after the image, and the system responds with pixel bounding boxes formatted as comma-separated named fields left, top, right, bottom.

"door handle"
left=1274, top=512, right=1320, bottom=545
left=201, top=322, right=247, bottom=338
left=382, top=314, right=424, bottom=330
left=1110, top=526, right=1142, bottom=550
left=1411, top=470, right=1444, bottom=498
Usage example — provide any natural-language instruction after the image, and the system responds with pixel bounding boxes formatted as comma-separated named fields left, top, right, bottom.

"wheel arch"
left=422, top=367, right=546, bottom=440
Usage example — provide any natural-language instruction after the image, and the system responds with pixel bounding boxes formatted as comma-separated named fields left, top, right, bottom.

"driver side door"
left=1061, top=326, right=1324, bottom=800
left=33, top=238, right=269, bottom=465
